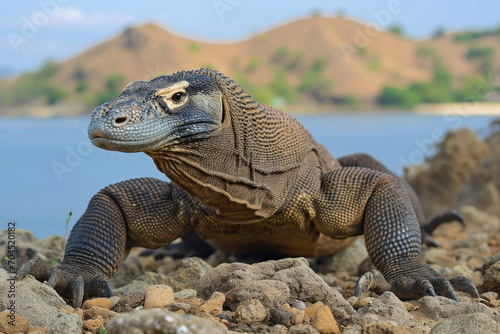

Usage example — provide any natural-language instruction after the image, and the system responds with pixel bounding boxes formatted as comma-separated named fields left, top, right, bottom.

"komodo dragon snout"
left=88, top=73, right=224, bottom=153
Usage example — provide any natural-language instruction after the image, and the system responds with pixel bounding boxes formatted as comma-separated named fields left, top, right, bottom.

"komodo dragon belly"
left=192, top=194, right=357, bottom=257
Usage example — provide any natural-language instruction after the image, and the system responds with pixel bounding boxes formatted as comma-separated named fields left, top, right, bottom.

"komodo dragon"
left=16, top=68, right=478, bottom=308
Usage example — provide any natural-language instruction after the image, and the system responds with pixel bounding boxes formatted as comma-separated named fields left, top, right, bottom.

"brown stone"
left=0, top=310, right=31, bottom=334
left=282, top=304, right=304, bottom=325
left=143, top=284, right=175, bottom=309
left=111, top=292, right=145, bottom=313
left=353, top=298, right=374, bottom=310
left=82, top=297, right=113, bottom=310
left=83, top=306, right=118, bottom=321
left=200, top=291, right=225, bottom=315
left=311, top=304, right=340, bottom=334
left=303, top=302, right=324, bottom=319
left=83, top=315, right=105, bottom=331
left=402, top=302, right=418, bottom=311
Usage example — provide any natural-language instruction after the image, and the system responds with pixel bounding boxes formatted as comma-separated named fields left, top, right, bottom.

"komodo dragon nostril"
left=114, top=116, right=129, bottom=127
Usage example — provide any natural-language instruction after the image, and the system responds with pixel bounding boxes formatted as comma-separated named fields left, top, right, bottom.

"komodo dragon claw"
left=420, top=210, right=465, bottom=248
left=15, top=256, right=112, bottom=308
left=355, top=267, right=479, bottom=300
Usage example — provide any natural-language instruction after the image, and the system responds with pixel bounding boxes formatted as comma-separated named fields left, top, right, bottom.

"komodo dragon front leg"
left=15, top=178, right=192, bottom=308
left=315, top=167, right=477, bottom=300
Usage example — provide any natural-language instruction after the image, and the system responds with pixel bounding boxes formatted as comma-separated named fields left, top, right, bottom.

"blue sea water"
left=0, top=112, right=496, bottom=238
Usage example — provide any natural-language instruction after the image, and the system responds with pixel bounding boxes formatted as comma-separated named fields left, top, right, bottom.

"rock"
left=83, top=315, right=105, bottom=332
left=342, top=324, right=362, bottom=334
left=115, top=257, right=212, bottom=295
left=83, top=306, right=118, bottom=321
left=404, top=129, right=489, bottom=217
left=82, top=297, right=113, bottom=310
left=318, top=239, right=368, bottom=275
left=481, top=261, right=500, bottom=294
left=175, top=297, right=204, bottom=315
left=197, top=258, right=353, bottom=325
left=423, top=248, right=449, bottom=265
left=0, top=272, right=71, bottom=327
left=234, top=299, right=269, bottom=324
left=293, top=300, right=307, bottom=311
left=109, top=253, right=144, bottom=289
left=481, top=291, right=498, bottom=301
left=460, top=205, right=500, bottom=231
left=311, top=304, right=340, bottom=334
left=352, top=292, right=416, bottom=328
left=269, top=305, right=295, bottom=327
left=0, top=310, right=31, bottom=334
left=268, top=324, right=289, bottom=334
left=47, top=312, right=83, bottom=334
left=429, top=312, right=500, bottom=334
left=166, top=302, right=192, bottom=313
left=283, top=304, right=304, bottom=325
left=113, top=272, right=170, bottom=295
left=105, top=308, right=226, bottom=333
left=143, top=284, right=175, bottom=309
left=452, top=233, right=488, bottom=249
left=361, top=322, right=412, bottom=334
left=109, top=296, right=121, bottom=307
left=352, top=298, right=374, bottom=310
left=111, top=292, right=144, bottom=313
left=417, top=296, right=500, bottom=320
left=483, top=254, right=500, bottom=273
left=289, top=324, right=321, bottom=334
left=200, top=292, right=225, bottom=315
left=220, top=312, right=233, bottom=322
left=174, top=289, right=197, bottom=300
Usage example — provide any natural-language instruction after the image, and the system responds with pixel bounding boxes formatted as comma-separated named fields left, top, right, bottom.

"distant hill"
left=1, top=15, right=500, bottom=116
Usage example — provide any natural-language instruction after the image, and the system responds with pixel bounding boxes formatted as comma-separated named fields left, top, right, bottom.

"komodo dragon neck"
left=146, top=69, right=324, bottom=223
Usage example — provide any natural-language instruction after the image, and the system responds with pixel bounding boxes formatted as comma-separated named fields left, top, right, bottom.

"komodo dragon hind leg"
left=16, top=177, right=192, bottom=308
left=337, top=153, right=463, bottom=248
left=315, top=167, right=478, bottom=300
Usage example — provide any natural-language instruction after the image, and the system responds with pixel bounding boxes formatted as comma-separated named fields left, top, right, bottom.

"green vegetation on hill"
left=0, top=61, right=69, bottom=106
left=453, top=26, right=500, bottom=42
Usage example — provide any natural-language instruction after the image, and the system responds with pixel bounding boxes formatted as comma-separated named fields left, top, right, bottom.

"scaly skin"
left=16, top=69, right=477, bottom=307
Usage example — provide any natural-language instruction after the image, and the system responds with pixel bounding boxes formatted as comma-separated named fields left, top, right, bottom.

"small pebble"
left=220, top=312, right=234, bottom=322
left=166, top=302, right=192, bottom=313
left=82, top=297, right=113, bottom=310
left=234, top=299, right=269, bottom=324
left=200, top=291, right=225, bottom=315
left=292, top=300, right=307, bottom=311
left=143, top=284, right=174, bottom=309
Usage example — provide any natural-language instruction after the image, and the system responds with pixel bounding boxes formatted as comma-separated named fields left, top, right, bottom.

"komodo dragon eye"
left=172, top=92, right=184, bottom=103
left=154, top=80, right=190, bottom=111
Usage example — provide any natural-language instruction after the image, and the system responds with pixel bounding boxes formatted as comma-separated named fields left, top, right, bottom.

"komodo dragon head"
left=87, top=68, right=316, bottom=222
left=88, top=68, right=225, bottom=153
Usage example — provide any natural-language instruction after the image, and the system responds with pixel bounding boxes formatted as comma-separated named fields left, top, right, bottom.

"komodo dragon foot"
left=15, top=257, right=112, bottom=308
left=355, top=260, right=478, bottom=300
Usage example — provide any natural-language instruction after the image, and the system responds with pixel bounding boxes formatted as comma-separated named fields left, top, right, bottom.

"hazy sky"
left=1, top=1, right=499, bottom=75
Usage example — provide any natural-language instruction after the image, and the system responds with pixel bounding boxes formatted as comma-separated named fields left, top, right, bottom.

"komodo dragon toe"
left=17, top=69, right=477, bottom=305
left=15, top=257, right=112, bottom=308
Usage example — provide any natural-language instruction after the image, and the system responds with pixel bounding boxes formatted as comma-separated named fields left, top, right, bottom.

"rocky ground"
left=1, top=126, right=500, bottom=334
